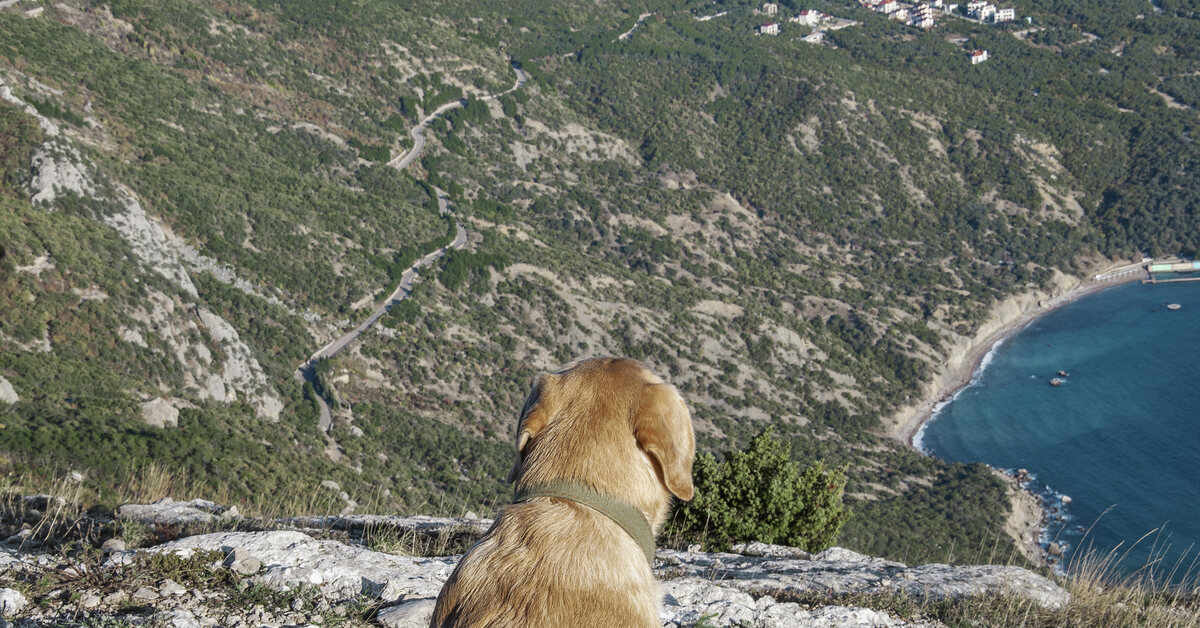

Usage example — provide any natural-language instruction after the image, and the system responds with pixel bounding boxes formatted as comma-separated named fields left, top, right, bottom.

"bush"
left=665, top=430, right=850, bottom=552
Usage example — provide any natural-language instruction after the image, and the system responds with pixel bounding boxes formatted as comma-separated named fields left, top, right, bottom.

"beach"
left=886, top=260, right=1145, bottom=449
left=883, top=260, right=1145, bottom=566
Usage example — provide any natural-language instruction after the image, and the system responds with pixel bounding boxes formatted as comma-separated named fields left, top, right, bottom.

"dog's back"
left=430, top=499, right=661, bottom=627
left=430, top=358, right=694, bottom=627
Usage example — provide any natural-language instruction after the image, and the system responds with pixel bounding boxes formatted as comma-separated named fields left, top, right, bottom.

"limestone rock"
left=223, top=548, right=261, bottom=576
left=140, top=397, right=180, bottom=428
left=662, top=577, right=906, bottom=627
left=154, top=609, right=202, bottom=628
left=0, top=588, right=26, bottom=618
left=0, top=376, right=17, bottom=404
left=376, top=598, right=437, bottom=628
left=151, top=531, right=457, bottom=602
left=656, top=547, right=1069, bottom=610
left=132, top=586, right=159, bottom=602
left=118, top=498, right=228, bottom=525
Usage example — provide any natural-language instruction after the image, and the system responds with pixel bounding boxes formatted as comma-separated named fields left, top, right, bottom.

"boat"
left=1049, top=378, right=1063, bottom=386
left=1167, top=303, right=1182, bottom=311
left=1057, top=370, right=1069, bottom=377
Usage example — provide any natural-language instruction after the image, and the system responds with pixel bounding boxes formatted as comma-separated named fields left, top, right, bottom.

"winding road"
left=298, top=63, right=525, bottom=434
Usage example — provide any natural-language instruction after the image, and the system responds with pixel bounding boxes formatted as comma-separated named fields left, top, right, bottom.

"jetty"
left=1143, top=258, right=1200, bottom=284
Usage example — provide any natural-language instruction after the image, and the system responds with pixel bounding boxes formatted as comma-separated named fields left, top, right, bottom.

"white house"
left=994, top=7, right=1015, bottom=22
left=758, top=22, right=780, bottom=35
left=792, top=9, right=824, bottom=26
left=762, top=3, right=779, bottom=15
left=970, top=49, right=988, bottom=64
left=889, top=7, right=909, bottom=20
left=912, top=14, right=935, bottom=28
left=878, top=0, right=899, bottom=13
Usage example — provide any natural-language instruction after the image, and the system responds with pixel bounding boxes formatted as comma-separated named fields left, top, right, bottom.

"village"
left=752, top=0, right=1019, bottom=63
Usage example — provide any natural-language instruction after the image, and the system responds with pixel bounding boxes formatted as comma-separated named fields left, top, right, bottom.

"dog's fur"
left=430, top=357, right=695, bottom=627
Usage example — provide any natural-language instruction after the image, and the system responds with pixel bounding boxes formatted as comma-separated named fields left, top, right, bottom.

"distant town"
left=750, top=0, right=1021, bottom=63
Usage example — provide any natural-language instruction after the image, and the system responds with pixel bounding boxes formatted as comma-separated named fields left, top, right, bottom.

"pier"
left=1143, top=259, right=1200, bottom=284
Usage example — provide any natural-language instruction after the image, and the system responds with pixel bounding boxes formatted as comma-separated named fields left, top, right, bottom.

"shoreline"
left=889, top=264, right=1144, bottom=449
left=885, top=261, right=1145, bottom=566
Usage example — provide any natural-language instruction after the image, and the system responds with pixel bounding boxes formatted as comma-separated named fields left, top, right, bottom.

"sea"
left=916, top=279, right=1200, bottom=583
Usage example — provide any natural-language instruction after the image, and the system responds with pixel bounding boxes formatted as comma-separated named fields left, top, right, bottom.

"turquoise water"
left=918, top=281, right=1200, bottom=582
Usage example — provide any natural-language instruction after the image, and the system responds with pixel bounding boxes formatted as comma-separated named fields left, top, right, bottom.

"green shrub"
left=665, top=430, right=850, bottom=552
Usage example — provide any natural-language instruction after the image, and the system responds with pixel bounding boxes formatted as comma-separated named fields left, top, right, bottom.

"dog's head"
left=505, top=358, right=695, bottom=527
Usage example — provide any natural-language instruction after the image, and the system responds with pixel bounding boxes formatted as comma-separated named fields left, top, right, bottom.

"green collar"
left=513, top=481, right=656, bottom=565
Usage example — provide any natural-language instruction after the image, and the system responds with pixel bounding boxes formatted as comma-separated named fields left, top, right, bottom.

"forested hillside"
left=1, top=0, right=1196, bottom=564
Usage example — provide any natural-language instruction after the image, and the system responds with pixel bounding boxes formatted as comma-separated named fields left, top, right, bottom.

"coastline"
left=885, top=261, right=1145, bottom=566
left=887, top=262, right=1145, bottom=449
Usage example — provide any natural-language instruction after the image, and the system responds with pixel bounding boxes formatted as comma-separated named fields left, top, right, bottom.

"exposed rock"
left=376, top=598, right=437, bottom=628
left=195, top=308, right=283, bottom=420
left=222, top=548, right=261, bottom=576
left=117, top=498, right=228, bottom=525
left=0, top=588, right=26, bottom=618
left=159, top=579, right=186, bottom=597
left=140, top=397, right=180, bottom=428
left=101, top=539, right=126, bottom=553
left=656, top=546, right=1070, bottom=610
left=152, top=531, right=456, bottom=602
left=154, top=608, right=202, bottom=628
left=0, top=377, right=16, bottom=404
left=29, top=142, right=95, bottom=205
left=132, top=586, right=159, bottom=602
left=101, top=590, right=128, bottom=606
left=662, top=577, right=906, bottom=627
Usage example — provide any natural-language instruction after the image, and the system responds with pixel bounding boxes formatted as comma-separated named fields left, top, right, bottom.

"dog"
left=430, top=357, right=695, bottom=627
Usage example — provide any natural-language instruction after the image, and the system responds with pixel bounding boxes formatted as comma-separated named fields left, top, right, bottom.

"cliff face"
left=0, top=500, right=1069, bottom=628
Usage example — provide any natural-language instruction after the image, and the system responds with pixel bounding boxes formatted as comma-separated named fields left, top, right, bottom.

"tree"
left=665, top=430, right=849, bottom=552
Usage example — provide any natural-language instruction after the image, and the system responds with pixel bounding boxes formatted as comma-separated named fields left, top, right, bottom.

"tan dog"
left=430, top=357, right=695, bottom=627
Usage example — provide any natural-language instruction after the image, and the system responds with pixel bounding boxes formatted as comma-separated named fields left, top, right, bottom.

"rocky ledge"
left=0, top=500, right=1069, bottom=627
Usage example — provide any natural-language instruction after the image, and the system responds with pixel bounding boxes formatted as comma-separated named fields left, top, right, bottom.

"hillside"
left=1, top=0, right=1199, bottom=566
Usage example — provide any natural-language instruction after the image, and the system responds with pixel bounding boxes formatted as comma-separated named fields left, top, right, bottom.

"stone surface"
left=656, top=547, right=1070, bottom=610
left=376, top=598, right=437, bottom=628
left=223, top=548, right=261, bottom=576
left=132, top=586, right=159, bottom=602
left=118, top=498, right=227, bottom=525
left=0, top=589, right=25, bottom=619
left=153, top=531, right=457, bottom=602
left=140, top=397, right=180, bottom=428
left=0, top=377, right=17, bottom=404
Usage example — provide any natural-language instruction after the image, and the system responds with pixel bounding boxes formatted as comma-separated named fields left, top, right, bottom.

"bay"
left=919, top=280, right=1200, bottom=582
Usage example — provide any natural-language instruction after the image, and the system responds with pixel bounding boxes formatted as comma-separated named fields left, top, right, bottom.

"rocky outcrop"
left=0, top=501, right=1074, bottom=627
left=117, top=498, right=236, bottom=526
left=0, top=376, right=17, bottom=404
left=140, top=397, right=179, bottom=428
left=1, top=74, right=284, bottom=421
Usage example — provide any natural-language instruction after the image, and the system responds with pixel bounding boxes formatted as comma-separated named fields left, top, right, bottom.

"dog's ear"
left=506, top=373, right=559, bottom=483
left=633, top=384, right=695, bottom=501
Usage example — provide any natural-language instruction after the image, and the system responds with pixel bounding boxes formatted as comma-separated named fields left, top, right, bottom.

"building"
left=802, top=31, right=825, bottom=44
left=912, top=14, right=935, bottom=28
left=791, top=9, right=824, bottom=26
left=889, top=7, right=909, bottom=20
left=758, top=22, right=780, bottom=35
left=913, top=3, right=935, bottom=20
left=994, top=7, right=1015, bottom=22
left=970, top=49, right=988, bottom=64
left=878, top=0, right=899, bottom=13
left=762, top=3, right=779, bottom=15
